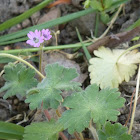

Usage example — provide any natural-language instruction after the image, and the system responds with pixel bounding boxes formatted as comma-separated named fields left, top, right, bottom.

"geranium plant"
left=0, top=29, right=134, bottom=140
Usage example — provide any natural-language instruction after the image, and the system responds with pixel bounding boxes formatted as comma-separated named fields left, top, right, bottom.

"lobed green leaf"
left=23, top=120, right=63, bottom=140
left=25, top=63, right=81, bottom=110
left=0, top=63, right=38, bottom=99
left=59, top=84, right=125, bottom=134
left=98, top=122, right=132, bottom=140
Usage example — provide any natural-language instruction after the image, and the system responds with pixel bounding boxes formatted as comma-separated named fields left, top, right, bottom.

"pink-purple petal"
left=26, top=29, right=46, bottom=47
left=27, top=33, right=33, bottom=39
left=29, top=31, right=35, bottom=37
left=35, top=29, right=39, bottom=36
left=26, top=40, right=34, bottom=46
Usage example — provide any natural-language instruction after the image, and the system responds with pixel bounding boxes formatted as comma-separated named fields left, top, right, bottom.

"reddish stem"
left=125, top=89, right=136, bottom=126
left=47, top=0, right=71, bottom=8
left=43, top=110, right=51, bottom=121
left=59, top=132, right=69, bottom=140
left=74, top=132, right=81, bottom=140
left=100, top=0, right=104, bottom=9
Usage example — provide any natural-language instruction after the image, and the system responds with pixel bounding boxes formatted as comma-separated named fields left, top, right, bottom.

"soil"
left=0, top=0, right=140, bottom=140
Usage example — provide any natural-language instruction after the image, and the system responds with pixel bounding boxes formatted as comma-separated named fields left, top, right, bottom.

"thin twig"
left=99, top=4, right=124, bottom=38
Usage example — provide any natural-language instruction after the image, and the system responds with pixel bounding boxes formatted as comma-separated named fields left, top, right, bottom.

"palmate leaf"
left=89, top=47, right=140, bottom=89
left=98, top=122, right=132, bottom=140
left=23, top=120, right=63, bottom=140
left=0, top=63, right=38, bottom=99
left=25, top=63, right=81, bottom=110
left=58, top=84, right=125, bottom=134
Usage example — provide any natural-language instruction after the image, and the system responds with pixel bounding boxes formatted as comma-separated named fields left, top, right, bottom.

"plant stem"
left=0, top=42, right=92, bottom=54
left=39, top=45, right=44, bottom=81
left=44, top=109, right=68, bottom=140
left=44, top=110, right=51, bottom=121
left=100, top=0, right=104, bottom=10
left=74, top=133, right=81, bottom=140
left=0, top=53, right=45, bottom=79
left=59, top=132, right=68, bottom=140
left=79, top=133, right=84, bottom=140
left=99, top=4, right=123, bottom=38
left=89, top=122, right=99, bottom=140
left=56, top=107, right=81, bottom=140
left=128, top=64, right=140, bottom=134
left=125, top=89, right=136, bottom=126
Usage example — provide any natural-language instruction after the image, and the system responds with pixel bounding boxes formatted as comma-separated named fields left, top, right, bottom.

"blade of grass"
left=0, top=8, right=95, bottom=45
left=76, top=27, right=91, bottom=62
left=105, top=0, right=129, bottom=12
left=0, top=0, right=54, bottom=31
left=0, top=37, right=28, bottom=46
left=94, top=12, right=99, bottom=37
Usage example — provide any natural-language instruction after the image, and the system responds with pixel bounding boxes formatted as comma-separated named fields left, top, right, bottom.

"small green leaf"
left=59, top=84, right=125, bottom=134
left=25, top=63, right=81, bottom=110
left=23, top=120, right=63, bottom=140
left=98, top=122, right=132, bottom=140
left=0, top=121, right=24, bottom=140
left=84, top=0, right=91, bottom=8
left=100, top=12, right=110, bottom=24
left=0, top=63, right=38, bottom=99
left=104, top=0, right=113, bottom=9
left=105, top=0, right=129, bottom=13
left=132, top=36, right=140, bottom=41
left=90, top=0, right=103, bottom=11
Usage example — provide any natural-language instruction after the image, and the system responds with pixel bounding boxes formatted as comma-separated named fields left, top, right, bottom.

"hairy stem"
left=89, top=123, right=99, bottom=140
left=39, top=45, right=44, bottom=81
left=0, top=53, right=45, bottom=79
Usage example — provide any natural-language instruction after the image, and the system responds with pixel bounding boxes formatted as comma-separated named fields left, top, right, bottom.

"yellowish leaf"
left=89, top=47, right=140, bottom=88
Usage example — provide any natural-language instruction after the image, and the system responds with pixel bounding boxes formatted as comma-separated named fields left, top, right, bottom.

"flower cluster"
left=26, top=29, right=52, bottom=47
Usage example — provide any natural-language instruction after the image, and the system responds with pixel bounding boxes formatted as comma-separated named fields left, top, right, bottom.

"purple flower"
left=26, top=29, right=44, bottom=47
left=42, top=29, right=52, bottom=41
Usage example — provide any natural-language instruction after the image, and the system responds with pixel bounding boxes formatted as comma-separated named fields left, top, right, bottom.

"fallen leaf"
left=89, top=47, right=140, bottom=88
